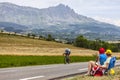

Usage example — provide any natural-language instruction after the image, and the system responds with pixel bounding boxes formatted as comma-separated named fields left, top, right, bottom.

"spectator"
left=85, top=49, right=113, bottom=76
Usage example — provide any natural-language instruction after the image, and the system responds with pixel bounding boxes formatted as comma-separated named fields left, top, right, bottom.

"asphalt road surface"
left=0, top=60, right=120, bottom=80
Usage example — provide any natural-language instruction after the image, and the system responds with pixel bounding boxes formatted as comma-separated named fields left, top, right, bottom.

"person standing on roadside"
left=63, top=48, right=71, bottom=64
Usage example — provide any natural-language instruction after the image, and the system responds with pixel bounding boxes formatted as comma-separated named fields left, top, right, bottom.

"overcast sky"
left=0, top=0, right=120, bottom=26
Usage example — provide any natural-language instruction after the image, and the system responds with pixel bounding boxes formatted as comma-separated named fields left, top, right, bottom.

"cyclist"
left=63, top=48, right=71, bottom=64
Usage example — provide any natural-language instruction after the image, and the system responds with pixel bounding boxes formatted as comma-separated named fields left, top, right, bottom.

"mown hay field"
left=0, top=33, right=96, bottom=56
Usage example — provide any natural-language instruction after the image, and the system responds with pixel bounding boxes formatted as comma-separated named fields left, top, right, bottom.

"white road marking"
left=0, top=70, right=17, bottom=73
left=30, top=65, right=59, bottom=70
left=78, top=68, right=88, bottom=71
left=0, top=65, right=59, bottom=73
left=19, top=76, right=44, bottom=80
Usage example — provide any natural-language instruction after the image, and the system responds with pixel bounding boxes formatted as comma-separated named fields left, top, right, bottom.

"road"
left=0, top=60, right=120, bottom=80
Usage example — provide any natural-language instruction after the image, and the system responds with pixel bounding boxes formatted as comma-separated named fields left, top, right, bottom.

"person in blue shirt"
left=96, top=48, right=107, bottom=65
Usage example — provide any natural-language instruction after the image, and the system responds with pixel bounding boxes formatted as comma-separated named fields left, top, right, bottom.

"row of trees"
left=27, top=33, right=54, bottom=41
left=0, top=29, right=55, bottom=41
left=74, top=35, right=120, bottom=52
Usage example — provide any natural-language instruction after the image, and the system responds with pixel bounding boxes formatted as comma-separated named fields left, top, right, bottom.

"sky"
left=0, top=0, right=120, bottom=26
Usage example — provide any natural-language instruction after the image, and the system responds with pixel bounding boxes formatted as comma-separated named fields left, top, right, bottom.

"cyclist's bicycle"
left=64, top=55, right=70, bottom=64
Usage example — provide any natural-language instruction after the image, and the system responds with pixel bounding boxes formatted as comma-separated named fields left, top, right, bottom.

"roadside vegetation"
left=65, top=67, right=120, bottom=80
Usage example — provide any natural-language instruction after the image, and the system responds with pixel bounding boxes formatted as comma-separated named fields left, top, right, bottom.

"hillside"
left=0, top=33, right=97, bottom=56
left=0, top=22, right=27, bottom=33
left=0, top=2, right=120, bottom=40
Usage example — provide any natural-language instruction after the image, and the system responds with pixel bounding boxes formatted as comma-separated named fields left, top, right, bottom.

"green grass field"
left=0, top=55, right=96, bottom=68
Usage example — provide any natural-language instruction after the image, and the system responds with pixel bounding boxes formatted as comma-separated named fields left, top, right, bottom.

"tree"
left=73, top=35, right=120, bottom=52
left=46, top=34, right=54, bottom=41
left=38, top=35, right=43, bottom=39
left=13, top=32, right=17, bottom=36
left=74, top=35, right=88, bottom=48
left=0, top=29, right=4, bottom=33
left=31, top=34, right=36, bottom=39
left=27, top=33, right=31, bottom=38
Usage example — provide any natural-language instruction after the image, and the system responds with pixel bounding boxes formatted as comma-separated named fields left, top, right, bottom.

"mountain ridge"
left=0, top=2, right=120, bottom=40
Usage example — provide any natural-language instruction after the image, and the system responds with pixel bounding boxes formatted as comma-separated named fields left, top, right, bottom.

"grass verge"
left=65, top=67, right=120, bottom=80
left=0, top=55, right=95, bottom=68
